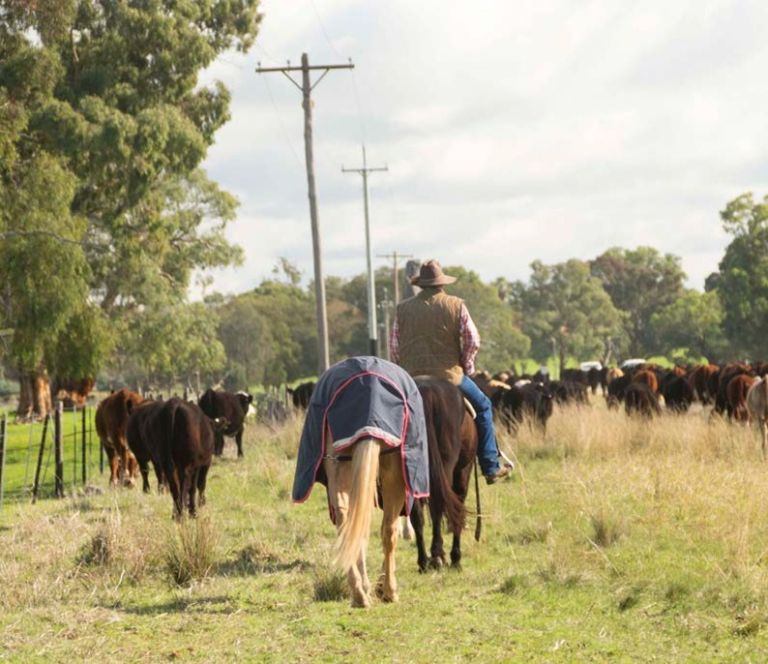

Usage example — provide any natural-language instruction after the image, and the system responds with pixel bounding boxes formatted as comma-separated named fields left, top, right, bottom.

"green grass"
left=2, top=404, right=768, bottom=660
left=1, top=409, right=101, bottom=502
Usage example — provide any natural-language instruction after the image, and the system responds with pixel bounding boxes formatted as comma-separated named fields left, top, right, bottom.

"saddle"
left=413, top=375, right=477, bottom=420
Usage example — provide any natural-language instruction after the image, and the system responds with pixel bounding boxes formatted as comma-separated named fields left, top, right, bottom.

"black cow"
left=624, top=383, right=661, bottom=418
left=127, top=398, right=216, bottom=518
left=494, top=383, right=554, bottom=433
left=606, top=374, right=632, bottom=409
left=660, top=374, right=694, bottom=413
left=126, top=399, right=167, bottom=493
left=549, top=380, right=589, bottom=405
left=198, top=389, right=252, bottom=457
left=287, top=381, right=315, bottom=410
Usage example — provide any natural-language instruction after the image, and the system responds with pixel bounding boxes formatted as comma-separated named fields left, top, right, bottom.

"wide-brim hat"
left=409, top=259, right=457, bottom=287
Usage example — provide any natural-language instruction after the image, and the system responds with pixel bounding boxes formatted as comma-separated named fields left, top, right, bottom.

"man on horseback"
left=389, top=259, right=512, bottom=484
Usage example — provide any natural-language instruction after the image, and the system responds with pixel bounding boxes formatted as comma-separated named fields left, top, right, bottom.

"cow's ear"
left=247, top=394, right=253, bottom=404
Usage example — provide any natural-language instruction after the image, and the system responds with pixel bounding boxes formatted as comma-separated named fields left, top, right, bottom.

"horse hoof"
left=351, top=595, right=371, bottom=609
left=418, top=564, right=428, bottom=574
left=450, top=561, right=462, bottom=572
left=429, top=557, right=444, bottom=570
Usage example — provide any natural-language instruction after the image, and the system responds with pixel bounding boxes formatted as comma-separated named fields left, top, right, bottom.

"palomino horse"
left=292, top=356, right=430, bottom=609
left=324, top=436, right=407, bottom=608
left=410, top=377, right=478, bottom=571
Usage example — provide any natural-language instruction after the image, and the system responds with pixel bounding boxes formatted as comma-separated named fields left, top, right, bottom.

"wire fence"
left=0, top=403, right=102, bottom=509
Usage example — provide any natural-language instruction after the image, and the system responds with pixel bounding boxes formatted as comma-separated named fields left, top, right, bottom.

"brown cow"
left=95, top=389, right=142, bottom=487
left=688, top=364, right=718, bottom=405
left=632, top=369, right=659, bottom=394
left=747, top=378, right=768, bottom=457
left=726, top=374, right=756, bottom=423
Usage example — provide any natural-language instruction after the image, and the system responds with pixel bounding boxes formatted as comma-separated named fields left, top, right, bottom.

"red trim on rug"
left=292, top=370, right=427, bottom=509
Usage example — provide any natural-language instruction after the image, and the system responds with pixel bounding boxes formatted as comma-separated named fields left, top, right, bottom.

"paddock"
left=2, top=399, right=768, bottom=660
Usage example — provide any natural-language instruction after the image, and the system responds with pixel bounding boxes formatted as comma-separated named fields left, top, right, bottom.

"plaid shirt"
left=389, top=303, right=480, bottom=377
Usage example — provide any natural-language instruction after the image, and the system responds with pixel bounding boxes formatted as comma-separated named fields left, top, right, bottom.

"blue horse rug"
left=292, top=356, right=429, bottom=519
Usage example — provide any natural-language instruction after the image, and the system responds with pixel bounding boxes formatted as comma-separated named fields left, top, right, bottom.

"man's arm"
left=389, top=317, right=401, bottom=363
left=459, top=304, right=480, bottom=376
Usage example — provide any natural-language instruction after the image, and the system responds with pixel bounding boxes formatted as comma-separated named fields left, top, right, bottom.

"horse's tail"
left=334, top=438, right=380, bottom=572
left=422, top=386, right=466, bottom=537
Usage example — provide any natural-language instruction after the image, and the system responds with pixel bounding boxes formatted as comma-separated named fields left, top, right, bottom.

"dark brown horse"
left=410, top=378, right=478, bottom=572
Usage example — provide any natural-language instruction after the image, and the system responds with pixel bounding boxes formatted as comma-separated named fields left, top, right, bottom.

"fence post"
left=32, top=414, right=50, bottom=503
left=0, top=414, right=6, bottom=510
left=82, top=406, right=87, bottom=485
left=54, top=402, right=63, bottom=498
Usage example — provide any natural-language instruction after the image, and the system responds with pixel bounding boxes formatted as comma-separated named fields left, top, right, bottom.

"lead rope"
left=473, top=459, right=482, bottom=542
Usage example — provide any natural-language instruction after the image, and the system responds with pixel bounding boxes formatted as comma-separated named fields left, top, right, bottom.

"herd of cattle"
left=472, top=362, right=768, bottom=445
left=95, top=388, right=253, bottom=518
left=92, top=361, right=768, bottom=519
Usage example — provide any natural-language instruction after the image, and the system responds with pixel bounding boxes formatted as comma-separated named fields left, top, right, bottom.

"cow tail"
left=334, top=439, right=380, bottom=572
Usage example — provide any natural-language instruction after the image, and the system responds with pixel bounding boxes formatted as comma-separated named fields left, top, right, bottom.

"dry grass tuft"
left=514, top=521, right=552, bottom=545
left=589, top=508, right=626, bottom=548
left=164, top=515, right=218, bottom=586
left=499, top=573, right=529, bottom=595
left=77, top=509, right=122, bottom=566
left=312, top=564, right=348, bottom=602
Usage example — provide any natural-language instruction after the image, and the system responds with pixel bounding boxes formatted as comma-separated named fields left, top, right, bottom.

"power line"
left=260, top=74, right=304, bottom=169
left=306, top=0, right=367, bottom=146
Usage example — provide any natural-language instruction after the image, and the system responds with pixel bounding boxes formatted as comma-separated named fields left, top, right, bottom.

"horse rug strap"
left=464, top=398, right=477, bottom=421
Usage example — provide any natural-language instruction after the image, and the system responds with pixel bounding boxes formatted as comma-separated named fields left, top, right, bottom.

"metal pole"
left=381, top=287, right=391, bottom=361
left=81, top=406, right=87, bottom=485
left=32, top=414, right=50, bottom=503
left=361, top=150, right=377, bottom=355
left=302, top=53, right=330, bottom=373
left=393, top=250, right=400, bottom=306
left=378, top=251, right=414, bottom=305
left=54, top=401, right=63, bottom=498
left=0, top=414, right=6, bottom=510
left=343, top=147, right=388, bottom=357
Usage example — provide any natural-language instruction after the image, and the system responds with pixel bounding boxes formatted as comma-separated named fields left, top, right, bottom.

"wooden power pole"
left=377, top=250, right=414, bottom=305
left=342, top=146, right=388, bottom=356
left=256, top=53, right=354, bottom=374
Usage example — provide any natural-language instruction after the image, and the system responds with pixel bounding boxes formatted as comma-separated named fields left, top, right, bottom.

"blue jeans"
left=459, top=376, right=500, bottom=476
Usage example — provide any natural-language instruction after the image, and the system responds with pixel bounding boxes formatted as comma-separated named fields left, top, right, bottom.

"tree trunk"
left=17, top=366, right=53, bottom=420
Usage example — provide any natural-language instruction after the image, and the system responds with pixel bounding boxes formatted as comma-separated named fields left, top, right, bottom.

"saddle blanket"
left=292, top=356, right=430, bottom=513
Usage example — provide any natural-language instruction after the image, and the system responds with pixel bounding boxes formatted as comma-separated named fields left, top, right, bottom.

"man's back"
left=396, top=289, right=464, bottom=384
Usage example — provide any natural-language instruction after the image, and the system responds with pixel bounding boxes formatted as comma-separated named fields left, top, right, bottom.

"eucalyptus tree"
left=0, top=0, right=260, bottom=415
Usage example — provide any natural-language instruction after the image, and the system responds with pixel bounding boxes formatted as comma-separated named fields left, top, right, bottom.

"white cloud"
left=197, top=0, right=768, bottom=297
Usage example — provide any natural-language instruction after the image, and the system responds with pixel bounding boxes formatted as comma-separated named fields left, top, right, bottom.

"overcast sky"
left=198, top=0, right=768, bottom=296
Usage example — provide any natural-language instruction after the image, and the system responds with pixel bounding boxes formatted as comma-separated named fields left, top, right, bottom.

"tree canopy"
left=0, top=0, right=261, bottom=413
left=590, top=247, right=685, bottom=356
left=511, top=259, right=625, bottom=371
left=712, top=193, right=768, bottom=359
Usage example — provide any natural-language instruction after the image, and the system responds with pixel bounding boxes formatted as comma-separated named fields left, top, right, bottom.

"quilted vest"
left=396, top=288, right=464, bottom=385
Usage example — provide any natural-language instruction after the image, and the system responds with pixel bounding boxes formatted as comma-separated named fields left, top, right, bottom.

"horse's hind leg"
left=376, top=451, right=405, bottom=602
left=450, top=465, right=472, bottom=569
left=323, top=458, right=370, bottom=608
left=429, top=500, right=446, bottom=569
left=409, top=500, right=429, bottom=573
